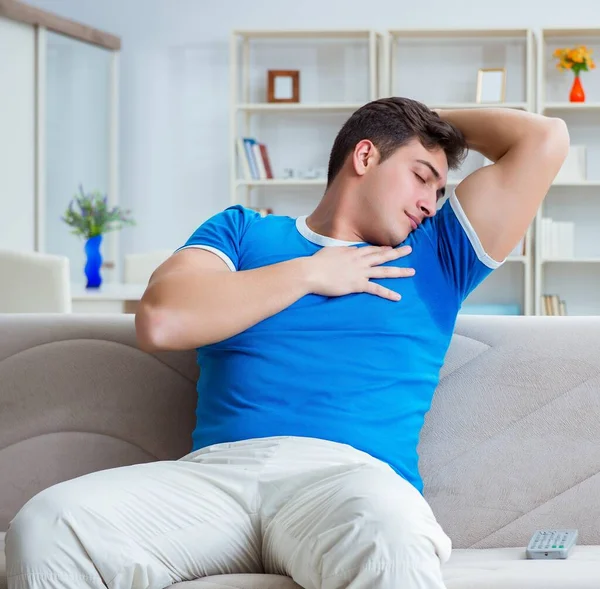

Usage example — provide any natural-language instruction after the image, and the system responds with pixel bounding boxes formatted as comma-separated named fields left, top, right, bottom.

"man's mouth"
left=406, top=213, right=419, bottom=231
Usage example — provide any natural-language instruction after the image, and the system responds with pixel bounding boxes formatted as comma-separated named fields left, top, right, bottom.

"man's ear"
left=352, top=140, right=378, bottom=177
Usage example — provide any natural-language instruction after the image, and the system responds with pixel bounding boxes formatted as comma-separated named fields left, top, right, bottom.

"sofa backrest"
left=1, top=314, right=599, bottom=549
left=422, top=315, right=600, bottom=549
left=0, top=314, right=198, bottom=532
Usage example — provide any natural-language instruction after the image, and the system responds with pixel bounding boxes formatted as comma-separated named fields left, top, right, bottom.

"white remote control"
left=526, top=529, right=578, bottom=559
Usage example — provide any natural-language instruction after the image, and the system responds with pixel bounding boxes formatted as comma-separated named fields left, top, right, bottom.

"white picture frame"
left=476, top=68, right=506, bottom=103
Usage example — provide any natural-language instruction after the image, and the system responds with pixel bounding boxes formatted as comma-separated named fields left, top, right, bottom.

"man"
left=6, top=98, right=568, bottom=589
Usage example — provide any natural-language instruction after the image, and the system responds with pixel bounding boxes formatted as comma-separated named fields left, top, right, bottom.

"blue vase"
left=84, top=234, right=103, bottom=288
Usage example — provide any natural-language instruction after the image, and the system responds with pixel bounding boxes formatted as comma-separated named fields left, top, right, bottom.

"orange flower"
left=554, top=44, right=596, bottom=74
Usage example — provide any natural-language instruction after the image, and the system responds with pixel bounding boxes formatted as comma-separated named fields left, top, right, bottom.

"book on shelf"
left=540, top=217, right=574, bottom=259
left=541, top=294, right=567, bottom=316
left=236, top=137, right=274, bottom=181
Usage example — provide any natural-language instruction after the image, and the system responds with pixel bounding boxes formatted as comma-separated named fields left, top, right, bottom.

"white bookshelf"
left=230, top=29, right=385, bottom=217
left=388, top=28, right=535, bottom=316
left=228, top=27, right=600, bottom=317
left=534, top=27, right=600, bottom=316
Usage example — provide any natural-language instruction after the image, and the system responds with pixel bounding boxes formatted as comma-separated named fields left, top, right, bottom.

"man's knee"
left=335, top=494, right=446, bottom=553
left=6, top=481, right=144, bottom=589
left=314, top=495, right=449, bottom=589
left=6, top=483, right=78, bottom=569
left=309, top=474, right=452, bottom=581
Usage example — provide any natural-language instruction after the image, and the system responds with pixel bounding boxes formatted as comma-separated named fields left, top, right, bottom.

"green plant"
left=62, top=185, right=135, bottom=239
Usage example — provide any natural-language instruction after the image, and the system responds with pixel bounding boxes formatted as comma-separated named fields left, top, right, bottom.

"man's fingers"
left=364, top=245, right=412, bottom=264
left=368, top=266, right=415, bottom=279
left=358, top=245, right=393, bottom=256
left=364, top=282, right=401, bottom=301
left=394, top=245, right=413, bottom=257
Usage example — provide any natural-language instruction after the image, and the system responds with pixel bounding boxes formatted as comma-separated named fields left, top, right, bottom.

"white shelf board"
left=233, top=29, right=374, bottom=40
left=450, top=179, right=600, bottom=188
left=236, top=103, right=364, bottom=113
left=237, top=102, right=529, bottom=114
left=542, top=28, right=600, bottom=39
left=550, top=180, right=600, bottom=187
left=236, top=179, right=326, bottom=187
left=429, top=102, right=529, bottom=111
left=543, top=102, right=600, bottom=112
left=389, top=28, right=529, bottom=39
left=543, top=257, right=600, bottom=263
left=239, top=176, right=583, bottom=190
left=242, top=179, right=600, bottom=189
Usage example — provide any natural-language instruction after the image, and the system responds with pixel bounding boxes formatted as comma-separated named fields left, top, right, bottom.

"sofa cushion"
left=2, top=535, right=599, bottom=589
left=442, top=546, right=600, bottom=588
left=171, top=546, right=600, bottom=588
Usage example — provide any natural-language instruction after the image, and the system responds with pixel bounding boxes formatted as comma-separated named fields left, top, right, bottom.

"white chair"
left=123, top=250, right=173, bottom=285
left=0, top=249, right=71, bottom=313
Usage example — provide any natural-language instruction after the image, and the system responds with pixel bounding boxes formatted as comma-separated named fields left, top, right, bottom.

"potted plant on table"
left=553, top=45, right=596, bottom=102
left=61, top=185, right=135, bottom=289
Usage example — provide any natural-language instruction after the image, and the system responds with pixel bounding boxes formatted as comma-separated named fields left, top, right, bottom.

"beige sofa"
left=1, top=313, right=600, bottom=589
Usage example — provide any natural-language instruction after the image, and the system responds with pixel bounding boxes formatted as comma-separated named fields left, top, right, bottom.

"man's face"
left=357, top=139, right=449, bottom=246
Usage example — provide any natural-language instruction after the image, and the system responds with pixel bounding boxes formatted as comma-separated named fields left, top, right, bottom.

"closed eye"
left=414, top=172, right=426, bottom=184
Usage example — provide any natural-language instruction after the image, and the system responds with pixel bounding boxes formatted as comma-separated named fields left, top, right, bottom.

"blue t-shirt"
left=178, top=191, right=502, bottom=493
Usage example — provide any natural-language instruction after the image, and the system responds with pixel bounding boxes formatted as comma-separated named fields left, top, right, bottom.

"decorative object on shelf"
left=555, top=145, right=587, bottom=183
left=553, top=45, right=596, bottom=102
left=267, top=70, right=300, bottom=103
left=61, top=185, right=135, bottom=289
left=296, top=167, right=323, bottom=180
left=476, top=68, right=506, bottom=103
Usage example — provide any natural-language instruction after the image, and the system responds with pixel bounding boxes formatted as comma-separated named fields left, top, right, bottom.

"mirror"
left=44, top=31, right=113, bottom=283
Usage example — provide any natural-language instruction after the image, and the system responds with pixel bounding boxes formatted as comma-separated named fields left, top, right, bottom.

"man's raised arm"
left=436, top=108, right=569, bottom=262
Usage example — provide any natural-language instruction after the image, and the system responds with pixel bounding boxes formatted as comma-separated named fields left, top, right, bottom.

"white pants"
left=6, top=436, right=451, bottom=589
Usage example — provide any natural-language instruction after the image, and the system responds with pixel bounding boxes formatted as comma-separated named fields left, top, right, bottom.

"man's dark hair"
left=326, top=97, right=467, bottom=187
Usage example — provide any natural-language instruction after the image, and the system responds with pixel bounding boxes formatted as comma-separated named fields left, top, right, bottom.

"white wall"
left=0, top=17, right=35, bottom=252
left=27, top=0, right=600, bottom=263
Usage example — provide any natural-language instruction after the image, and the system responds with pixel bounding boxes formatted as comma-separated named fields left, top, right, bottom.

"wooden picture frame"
left=267, top=70, right=300, bottom=103
left=476, top=67, right=506, bottom=103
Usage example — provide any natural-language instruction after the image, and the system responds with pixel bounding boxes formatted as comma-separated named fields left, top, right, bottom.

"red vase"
left=570, top=75, right=585, bottom=102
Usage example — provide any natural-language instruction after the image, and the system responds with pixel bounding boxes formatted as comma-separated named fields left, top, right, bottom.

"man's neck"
left=306, top=184, right=364, bottom=243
